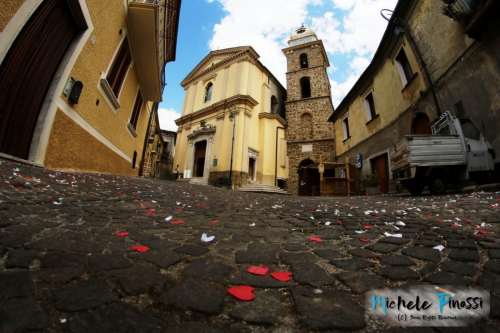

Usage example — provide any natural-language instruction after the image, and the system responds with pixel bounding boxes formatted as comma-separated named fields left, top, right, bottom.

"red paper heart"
left=310, top=237, right=323, bottom=242
left=475, top=234, right=485, bottom=238
left=247, top=266, right=269, bottom=275
left=227, top=286, right=255, bottom=301
left=359, top=238, right=370, bottom=242
left=465, top=218, right=472, bottom=223
left=364, top=225, right=373, bottom=229
left=438, top=220, right=445, bottom=223
left=210, top=220, right=219, bottom=224
left=131, top=245, right=149, bottom=252
left=270, top=272, right=292, bottom=281
left=115, top=231, right=129, bottom=237
left=171, top=220, right=185, bottom=225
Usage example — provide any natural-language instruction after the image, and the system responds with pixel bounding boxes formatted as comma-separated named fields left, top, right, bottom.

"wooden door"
left=376, top=155, right=388, bottom=193
left=248, top=158, right=254, bottom=180
left=413, top=113, right=432, bottom=135
left=0, top=0, right=79, bottom=158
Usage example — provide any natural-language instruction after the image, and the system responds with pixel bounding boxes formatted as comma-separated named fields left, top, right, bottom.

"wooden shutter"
left=0, top=0, right=79, bottom=159
left=107, top=39, right=132, bottom=97
left=130, top=90, right=143, bottom=129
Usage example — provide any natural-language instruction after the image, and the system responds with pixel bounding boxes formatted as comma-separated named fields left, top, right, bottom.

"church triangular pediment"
left=181, top=46, right=259, bottom=87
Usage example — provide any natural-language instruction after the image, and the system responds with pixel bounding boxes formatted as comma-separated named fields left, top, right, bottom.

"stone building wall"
left=286, top=140, right=336, bottom=194
left=286, top=44, right=325, bottom=73
left=285, top=97, right=334, bottom=142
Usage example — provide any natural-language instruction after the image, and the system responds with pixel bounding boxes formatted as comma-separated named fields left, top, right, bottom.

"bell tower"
left=282, top=25, right=336, bottom=195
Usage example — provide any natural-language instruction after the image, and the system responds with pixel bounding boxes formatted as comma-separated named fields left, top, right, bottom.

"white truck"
left=389, top=111, right=495, bottom=195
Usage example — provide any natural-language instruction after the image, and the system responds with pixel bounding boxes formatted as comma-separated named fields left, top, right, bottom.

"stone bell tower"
left=283, top=25, right=336, bottom=195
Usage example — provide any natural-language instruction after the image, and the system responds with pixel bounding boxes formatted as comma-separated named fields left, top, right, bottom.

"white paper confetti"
left=433, top=245, right=445, bottom=252
left=384, top=232, right=402, bottom=238
left=165, top=216, right=172, bottom=221
left=201, top=233, right=215, bottom=242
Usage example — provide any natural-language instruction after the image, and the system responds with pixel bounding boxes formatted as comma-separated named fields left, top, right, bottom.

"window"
left=459, top=118, right=480, bottom=141
left=342, top=117, right=350, bottom=140
left=204, top=82, right=213, bottom=102
left=364, top=92, right=377, bottom=121
left=300, top=53, right=308, bottom=69
left=395, top=49, right=414, bottom=86
left=129, top=90, right=143, bottom=130
left=300, top=77, right=311, bottom=98
left=107, top=38, right=132, bottom=97
left=455, top=101, right=466, bottom=116
left=271, top=95, right=278, bottom=113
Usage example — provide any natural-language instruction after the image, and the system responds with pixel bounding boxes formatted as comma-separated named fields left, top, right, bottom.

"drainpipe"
left=275, top=126, right=286, bottom=187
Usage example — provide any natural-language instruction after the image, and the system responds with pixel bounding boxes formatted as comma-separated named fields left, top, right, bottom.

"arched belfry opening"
left=300, top=77, right=311, bottom=98
left=271, top=95, right=278, bottom=113
left=300, top=54, right=308, bottom=69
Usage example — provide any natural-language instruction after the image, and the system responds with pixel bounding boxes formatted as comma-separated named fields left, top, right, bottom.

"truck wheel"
left=428, top=171, right=448, bottom=195
left=406, top=182, right=424, bottom=196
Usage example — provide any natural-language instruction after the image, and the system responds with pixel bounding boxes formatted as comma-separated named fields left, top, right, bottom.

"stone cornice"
left=187, top=125, right=216, bottom=139
left=258, top=112, right=287, bottom=127
left=174, top=94, right=259, bottom=126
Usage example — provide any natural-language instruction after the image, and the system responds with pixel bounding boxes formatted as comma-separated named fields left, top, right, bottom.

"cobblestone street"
left=1, top=158, right=499, bottom=332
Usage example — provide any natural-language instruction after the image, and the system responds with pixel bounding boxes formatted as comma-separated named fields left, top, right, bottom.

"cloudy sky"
left=158, top=0, right=398, bottom=131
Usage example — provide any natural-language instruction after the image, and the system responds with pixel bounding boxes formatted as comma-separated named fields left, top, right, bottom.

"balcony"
left=127, top=0, right=181, bottom=102
left=441, top=0, right=499, bottom=40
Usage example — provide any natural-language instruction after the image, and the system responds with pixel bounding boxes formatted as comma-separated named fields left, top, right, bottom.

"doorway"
left=0, top=0, right=80, bottom=159
left=371, top=154, right=388, bottom=193
left=248, top=158, right=255, bottom=180
left=412, top=113, right=432, bottom=135
left=298, top=159, right=317, bottom=196
left=193, top=140, right=207, bottom=177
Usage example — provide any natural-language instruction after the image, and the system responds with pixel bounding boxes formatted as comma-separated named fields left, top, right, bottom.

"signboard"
left=213, top=158, right=218, bottom=167
left=355, top=153, right=362, bottom=169
left=302, top=144, right=313, bottom=152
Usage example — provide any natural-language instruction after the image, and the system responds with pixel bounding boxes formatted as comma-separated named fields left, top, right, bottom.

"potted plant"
left=361, top=172, right=380, bottom=195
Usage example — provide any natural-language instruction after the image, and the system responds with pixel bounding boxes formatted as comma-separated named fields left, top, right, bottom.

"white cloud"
left=206, top=0, right=397, bottom=104
left=158, top=108, right=181, bottom=131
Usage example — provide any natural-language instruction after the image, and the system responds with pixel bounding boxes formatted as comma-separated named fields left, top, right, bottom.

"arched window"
left=300, top=77, right=311, bottom=98
left=204, top=83, right=213, bottom=103
left=271, top=95, right=278, bottom=113
left=300, top=53, right=308, bottom=69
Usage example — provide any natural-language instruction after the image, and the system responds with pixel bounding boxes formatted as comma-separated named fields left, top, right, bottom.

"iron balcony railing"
left=441, top=0, right=489, bottom=33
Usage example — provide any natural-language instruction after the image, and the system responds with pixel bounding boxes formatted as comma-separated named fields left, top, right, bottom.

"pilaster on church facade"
left=283, top=25, right=336, bottom=196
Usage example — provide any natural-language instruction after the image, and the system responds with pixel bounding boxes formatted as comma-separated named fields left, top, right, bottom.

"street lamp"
left=228, top=103, right=237, bottom=189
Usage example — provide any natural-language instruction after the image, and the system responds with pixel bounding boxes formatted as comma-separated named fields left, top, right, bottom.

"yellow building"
left=0, top=0, right=181, bottom=176
left=174, top=46, right=288, bottom=190
left=328, top=0, right=500, bottom=193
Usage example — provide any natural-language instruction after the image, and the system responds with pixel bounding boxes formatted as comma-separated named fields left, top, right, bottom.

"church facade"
left=173, top=46, right=288, bottom=189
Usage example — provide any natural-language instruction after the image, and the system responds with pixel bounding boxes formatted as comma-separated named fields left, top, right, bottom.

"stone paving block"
left=378, top=267, right=420, bottom=280
left=53, top=278, right=116, bottom=311
left=280, top=252, right=317, bottom=264
left=292, top=288, right=365, bottom=331
left=230, top=289, right=282, bottom=325
left=484, top=260, right=500, bottom=274
left=402, top=246, right=441, bottom=262
left=284, top=243, right=309, bottom=251
left=448, top=249, right=480, bottom=262
left=329, top=257, right=375, bottom=271
left=128, top=250, right=182, bottom=268
left=378, top=255, right=415, bottom=266
left=0, top=232, right=34, bottom=248
left=229, top=266, right=295, bottom=288
left=425, top=271, right=472, bottom=286
left=112, top=266, right=170, bottom=295
left=248, top=243, right=281, bottom=252
left=25, top=237, right=73, bottom=251
left=5, top=249, right=39, bottom=268
left=0, top=298, right=47, bottom=332
left=440, top=260, right=478, bottom=276
left=173, top=244, right=210, bottom=256
left=348, top=248, right=378, bottom=258
left=67, top=302, right=164, bottom=333
left=165, top=322, right=229, bottom=333
left=292, top=263, right=335, bottom=287
left=378, top=237, right=411, bottom=245
left=88, top=254, right=134, bottom=272
left=182, top=259, right=234, bottom=283
left=40, top=252, right=88, bottom=268
left=447, top=240, right=477, bottom=249
left=236, top=250, right=279, bottom=264
left=160, top=278, right=226, bottom=314
left=420, top=262, right=439, bottom=276
left=415, top=239, right=443, bottom=247
left=366, top=242, right=400, bottom=254
left=336, top=271, right=385, bottom=294
left=313, top=249, right=348, bottom=260
left=489, top=249, right=500, bottom=259
left=37, top=266, right=85, bottom=284
left=477, top=271, right=500, bottom=296
left=0, top=271, right=35, bottom=298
